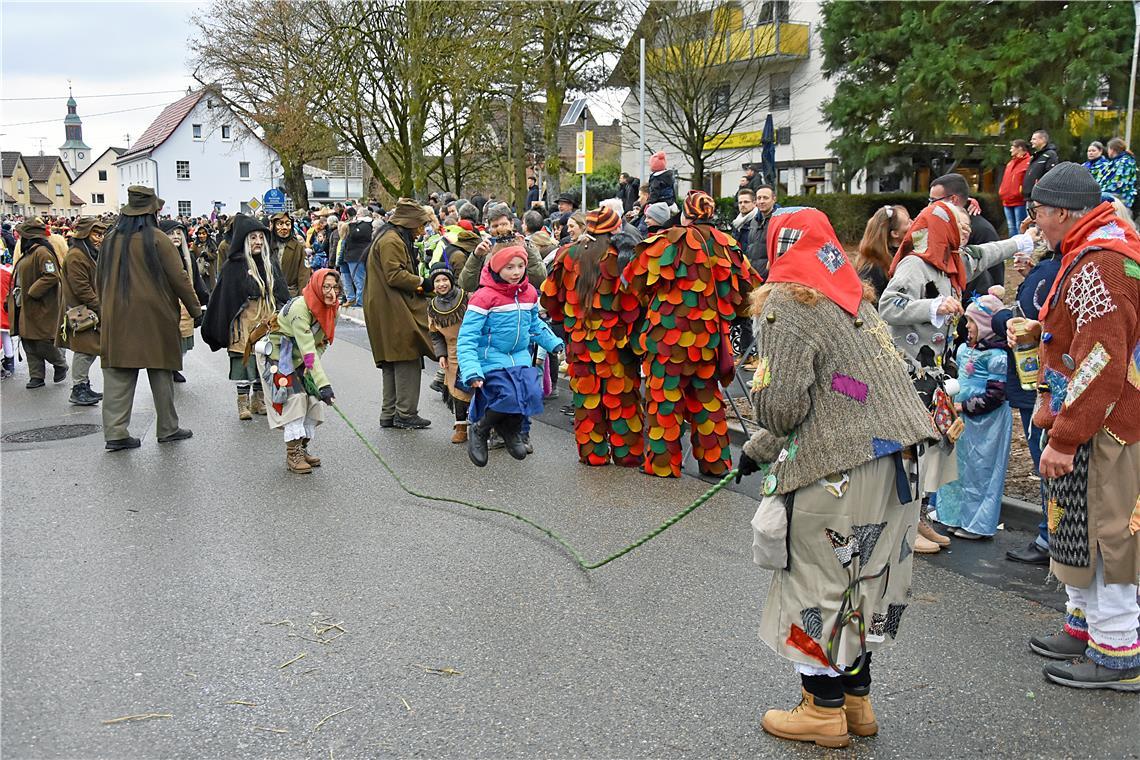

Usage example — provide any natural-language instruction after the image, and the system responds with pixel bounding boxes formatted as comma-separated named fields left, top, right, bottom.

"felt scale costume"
left=621, top=190, right=760, bottom=477
left=542, top=206, right=644, bottom=466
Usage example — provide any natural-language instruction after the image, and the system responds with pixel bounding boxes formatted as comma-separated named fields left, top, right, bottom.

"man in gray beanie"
left=1024, top=162, right=1140, bottom=691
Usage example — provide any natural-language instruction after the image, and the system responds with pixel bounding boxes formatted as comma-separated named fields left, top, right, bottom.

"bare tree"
left=189, top=0, right=336, bottom=208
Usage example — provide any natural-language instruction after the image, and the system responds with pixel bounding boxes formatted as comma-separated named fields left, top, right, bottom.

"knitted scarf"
left=889, top=201, right=968, bottom=292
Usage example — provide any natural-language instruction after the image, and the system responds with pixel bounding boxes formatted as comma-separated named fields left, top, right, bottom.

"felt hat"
left=71, top=216, right=107, bottom=239
left=270, top=211, right=291, bottom=224
left=120, top=185, right=164, bottom=216
left=158, top=219, right=190, bottom=238
left=586, top=205, right=621, bottom=235
left=682, top=189, right=716, bottom=223
left=649, top=151, right=667, bottom=173
left=1030, top=162, right=1102, bottom=210
left=16, top=217, right=47, bottom=239
left=556, top=191, right=580, bottom=209
left=489, top=245, right=527, bottom=273
left=388, top=197, right=434, bottom=229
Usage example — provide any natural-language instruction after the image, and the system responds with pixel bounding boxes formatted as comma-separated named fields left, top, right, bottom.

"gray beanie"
left=645, top=202, right=672, bottom=226
left=1030, top=162, right=1102, bottom=210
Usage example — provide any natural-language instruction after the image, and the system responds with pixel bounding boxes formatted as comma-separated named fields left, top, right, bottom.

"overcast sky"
left=1, top=1, right=200, bottom=157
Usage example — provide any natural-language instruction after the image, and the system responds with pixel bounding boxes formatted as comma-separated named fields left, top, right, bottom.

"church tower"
left=59, top=87, right=92, bottom=176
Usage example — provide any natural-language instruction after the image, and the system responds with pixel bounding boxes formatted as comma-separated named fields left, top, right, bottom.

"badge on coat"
left=43, top=261, right=55, bottom=273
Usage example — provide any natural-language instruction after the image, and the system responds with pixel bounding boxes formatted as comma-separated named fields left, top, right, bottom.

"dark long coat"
left=363, top=226, right=433, bottom=364
left=277, top=237, right=310, bottom=297
left=11, top=241, right=62, bottom=341
left=56, top=239, right=101, bottom=355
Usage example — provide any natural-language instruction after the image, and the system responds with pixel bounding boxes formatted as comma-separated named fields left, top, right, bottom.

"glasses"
left=1027, top=203, right=1053, bottom=221
left=321, top=284, right=341, bottom=294
left=927, top=194, right=950, bottom=204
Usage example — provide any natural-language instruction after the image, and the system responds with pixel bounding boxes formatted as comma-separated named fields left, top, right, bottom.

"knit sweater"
left=1032, top=246, right=1140, bottom=455
left=743, top=287, right=939, bottom=494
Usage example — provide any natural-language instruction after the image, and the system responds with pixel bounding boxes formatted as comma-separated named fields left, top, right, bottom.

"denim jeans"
left=339, top=261, right=356, bottom=303
left=1018, top=406, right=1047, bottom=548
left=346, top=261, right=366, bottom=305
left=1003, top=204, right=1027, bottom=236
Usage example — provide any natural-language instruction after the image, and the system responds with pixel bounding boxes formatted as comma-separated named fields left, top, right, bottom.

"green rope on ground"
left=330, top=402, right=737, bottom=571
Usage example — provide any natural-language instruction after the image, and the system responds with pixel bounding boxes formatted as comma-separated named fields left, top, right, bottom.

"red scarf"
left=889, top=201, right=967, bottom=293
left=1039, top=201, right=1140, bottom=321
left=303, top=268, right=340, bottom=344
left=765, top=207, right=864, bottom=316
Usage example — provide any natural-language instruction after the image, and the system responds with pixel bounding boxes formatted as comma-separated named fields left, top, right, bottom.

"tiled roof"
left=3, top=190, right=15, bottom=204
left=1, top=151, right=22, bottom=177
left=117, top=91, right=204, bottom=161
left=70, top=191, right=85, bottom=206
left=28, top=186, right=52, bottom=206
left=22, top=155, right=64, bottom=182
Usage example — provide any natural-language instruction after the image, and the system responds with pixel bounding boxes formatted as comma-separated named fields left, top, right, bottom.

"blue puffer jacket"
left=456, top=267, right=564, bottom=384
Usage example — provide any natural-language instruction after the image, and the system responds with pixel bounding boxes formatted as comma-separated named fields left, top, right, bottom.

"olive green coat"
left=56, top=240, right=101, bottom=355
left=363, top=227, right=433, bottom=364
left=12, top=241, right=62, bottom=341
left=277, top=237, right=310, bottom=297
left=98, top=232, right=202, bottom=370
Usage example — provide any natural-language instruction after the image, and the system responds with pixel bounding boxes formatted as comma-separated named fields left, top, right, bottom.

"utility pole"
left=1127, top=0, right=1140, bottom=147
left=639, top=37, right=646, bottom=182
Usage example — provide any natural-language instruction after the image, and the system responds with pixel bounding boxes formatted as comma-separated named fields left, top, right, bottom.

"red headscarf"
left=303, top=268, right=340, bottom=344
left=889, top=201, right=967, bottom=292
left=765, top=207, right=864, bottom=316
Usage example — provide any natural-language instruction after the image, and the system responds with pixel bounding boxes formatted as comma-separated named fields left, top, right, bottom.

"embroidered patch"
left=775, top=228, right=803, bottom=257
left=819, top=472, right=851, bottom=498
left=787, top=624, right=830, bottom=666
left=911, top=228, right=929, bottom=253
left=816, top=241, right=847, bottom=273
left=1065, top=262, right=1117, bottom=331
left=851, top=522, right=887, bottom=564
left=869, top=613, right=886, bottom=638
left=800, top=607, right=823, bottom=640
left=899, top=529, right=913, bottom=562
left=1127, top=342, right=1140, bottom=391
left=825, top=528, right=859, bottom=567
left=1043, top=367, right=1069, bottom=414
left=43, top=261, right=55, bottom=273
left=872, top=438, right=902, bottom=457
left=750, top=356, right=771, bottom=392
left=1064, top=342, right=1110, bottom=409
left=884, top=603, right=907, bottom=639
left=931, top=205, right=950, bottom=223
left=831, top=372, right=869, bottom=403
left=1047, top=498, right=1065, bottom=534
left=1089, top=221, right=1126, bottom=241
left=1125, top=259, right=1140, bottom=281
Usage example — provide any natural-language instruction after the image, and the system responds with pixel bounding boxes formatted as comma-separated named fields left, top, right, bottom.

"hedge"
left=715, top=192, right=1007, bottom=242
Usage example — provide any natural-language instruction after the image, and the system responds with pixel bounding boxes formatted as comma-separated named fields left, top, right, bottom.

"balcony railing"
left=647, top=21, right=810, bottom=70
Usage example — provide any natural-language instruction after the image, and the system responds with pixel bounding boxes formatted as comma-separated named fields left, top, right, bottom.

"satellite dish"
left=561, top=98, right=589, bottom=127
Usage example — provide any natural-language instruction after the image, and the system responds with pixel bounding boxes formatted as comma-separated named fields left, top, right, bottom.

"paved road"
left=2, top=320, right=1136, bottom=759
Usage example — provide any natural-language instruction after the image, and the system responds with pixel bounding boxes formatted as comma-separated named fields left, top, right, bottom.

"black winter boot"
left=69, top=381, right=100, bottom=406
left=467, top=415, right=493, bottom=467
left=498, top=415, right=528, bottom=461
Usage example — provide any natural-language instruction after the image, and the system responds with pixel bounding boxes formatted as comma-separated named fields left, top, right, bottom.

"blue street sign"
left=263, top=188, right=286, bottom=213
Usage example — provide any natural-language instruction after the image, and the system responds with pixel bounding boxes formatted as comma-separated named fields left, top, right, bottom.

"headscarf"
left=682, top=190, right=716, bottom=224
left=889, top=201, right=969, bottom=292
left=585, top=205, right=621, bottom=236
left=302, top=268, right=340, bottom=344
left=764, top=207, right=864, bottom=316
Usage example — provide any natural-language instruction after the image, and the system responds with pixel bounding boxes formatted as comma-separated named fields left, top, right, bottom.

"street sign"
left=263, top=188, right=286, bottom=213
left=248, top=197, right=262, bottom=212
left=575, top=130, right=594, bottom=175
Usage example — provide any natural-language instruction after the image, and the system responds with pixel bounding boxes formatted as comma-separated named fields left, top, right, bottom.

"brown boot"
left=250, top=389, right=267, bottom=415
left=761, top=688, right=849, bottom=748
left=286, top=439, right=312, bottom=474
left=842, top=691, right=878, bottom=737
left=237, top=393, right=253, bottom=421
left=300, top=438, right=321, bottom=467
left=914, top=534, right=941, bottom=554
left=451, top=422, right=468, bottom=444
left=918, top=521, right=950, bottom=546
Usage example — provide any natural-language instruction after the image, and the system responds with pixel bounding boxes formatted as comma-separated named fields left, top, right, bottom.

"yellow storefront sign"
left=704, top=130, right=765, bottom=151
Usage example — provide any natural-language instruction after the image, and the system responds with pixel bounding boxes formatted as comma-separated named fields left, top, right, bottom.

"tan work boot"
left=843, top=691, right=878, bottom=737
left=250, top=389, right=267, bottom=415
left=300, top=438, right=321, bottom=467
left=286, top=440, right=312, bottom=474
left=452, top=422, right=468, bottom=444
left=918, top=521, right=951, bottom=546
left=761, top=688, right=849, bottom=748
left=914, top=534, right=941, bottom=554
left=237, top=394, right=253, bottom=421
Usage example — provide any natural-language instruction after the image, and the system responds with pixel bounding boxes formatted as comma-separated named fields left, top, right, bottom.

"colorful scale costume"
left=621, top=191, right=760, bottom=477
left=542, top=207, right=644, bottom=466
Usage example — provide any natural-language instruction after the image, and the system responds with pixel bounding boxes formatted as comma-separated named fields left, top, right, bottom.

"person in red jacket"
left=1024, top=163, right=1140, bottom=692
left=0, top=262, right=13, bottom=378
left=999, top=139, right=1032, bottom=234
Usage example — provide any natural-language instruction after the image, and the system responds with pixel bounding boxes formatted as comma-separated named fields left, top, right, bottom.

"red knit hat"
left=489, top=245, right=527, bottom=273
left=649, top=150, right=667, bottom=173
left=457, top=219, right=474, bottom=232
left=586, top=205, right=621, bottom=235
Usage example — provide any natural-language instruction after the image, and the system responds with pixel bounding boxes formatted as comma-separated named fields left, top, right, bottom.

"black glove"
left=735, top=450, right=761, bottom=483
left=192, top=312, right=204, bottom=328
left=420, top=277, right=433, bottom=292
left=318, top=385, right=335, bottom=405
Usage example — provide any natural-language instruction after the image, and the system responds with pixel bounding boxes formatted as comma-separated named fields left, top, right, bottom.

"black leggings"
left=800, top=652, right=872, bottom=701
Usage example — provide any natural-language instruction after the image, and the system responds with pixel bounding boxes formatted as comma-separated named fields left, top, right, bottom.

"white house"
left=616, top=0, right=840, bottom=198
left=70, top=147, right=125, bottom=216
left=114, top=90, right=281, bottom=218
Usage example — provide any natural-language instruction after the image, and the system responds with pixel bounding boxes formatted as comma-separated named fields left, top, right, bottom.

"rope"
left=329, top=402, right=738, bottom=571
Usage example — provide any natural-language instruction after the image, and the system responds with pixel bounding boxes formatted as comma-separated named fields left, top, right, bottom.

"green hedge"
left=716, top=192, right=1007, bottom=242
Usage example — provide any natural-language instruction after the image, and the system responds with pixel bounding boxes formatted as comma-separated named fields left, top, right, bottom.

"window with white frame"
left=192, top=124, right=203, bottom=140
left=178, top=201, right=192, bottom=217
left=98, top=170, right=107, bottom=181
left=91, top=193, right=105, bottom=204
left=221, top=125, right=232, bottom=140
left=55, top=183, right=63, bottom=197
left=176, top=161, right=191, bottom=180
left=709, top=84, right=731, bottom=120
left=239, top=161, right=250, bottom=179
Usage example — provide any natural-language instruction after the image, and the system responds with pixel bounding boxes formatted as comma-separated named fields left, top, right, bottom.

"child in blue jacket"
left=456, top=246, right=564, bottom=467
